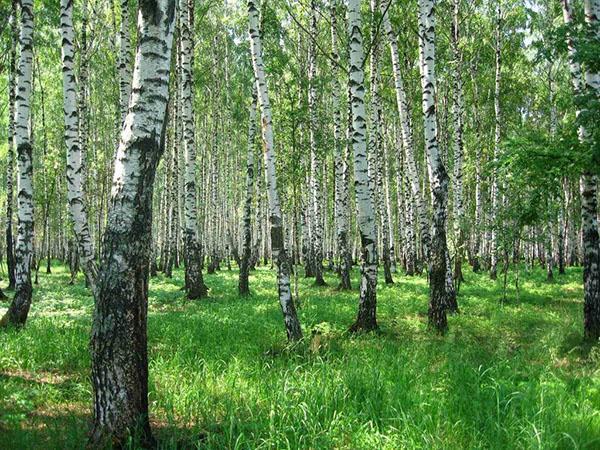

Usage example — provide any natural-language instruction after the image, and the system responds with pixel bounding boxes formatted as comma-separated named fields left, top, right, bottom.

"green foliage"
left=1, top=264, right=599, bottom=449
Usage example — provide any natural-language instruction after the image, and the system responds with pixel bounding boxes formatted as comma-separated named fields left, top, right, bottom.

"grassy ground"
left=0, top=262, right=599, bottom=449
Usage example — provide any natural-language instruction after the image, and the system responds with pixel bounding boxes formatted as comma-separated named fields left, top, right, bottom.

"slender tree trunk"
left=451, top=0, right=465, bottom=293
left=248, top=0, right=303, bottom=341
left=118, top=0, right=132, bottom=127
left=1, top=0, right=35, bottom=328
left=180, top=0, right=207, bottom=299
left=89, top=2, right=176, bottom=446
left=239, top=87, right=257, bottom=296
left=490, top=5, right=502, bottom=280
left=5, top=0, right=18, bottom=291
left=308, top=1, right=326, bottom=286
left=471, top=63, right=483, bottom=273
left=418, top=0, right=449, bottom=333
left=332, top=0, right=352, bottom=290
left=348, top=0, right=378, bottom=333
left=60, top=0, right=98, bottom=291
left=381, top=0, right=429, bottom=268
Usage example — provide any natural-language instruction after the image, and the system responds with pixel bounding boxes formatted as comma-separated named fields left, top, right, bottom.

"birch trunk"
left=248, top=0, right=303, bottom=341
left=451, top=0, right=465, bottom=292
left=490, top=6, right=502, bottom=280
left=418, top=0, right=449, bottom=332
left=89, top=2, right=176, bottom=445
left=5, top=0, right=18, bottom=290
left=60, top=0, right=98, bottom=291
left=239, top=86, right=257, bottom=296
left=562, top=0, right=600, bottom=339
left=1, top=0, right=35, bottom=328
left=332, top=0, right=352, bottom=290
left=118, top=0, right=132, bottom=127
left=348, top=0, right=378, bottom=332
left=381, top=0, right=430, bottom=268
left=180, top=0, right=207, bottom=299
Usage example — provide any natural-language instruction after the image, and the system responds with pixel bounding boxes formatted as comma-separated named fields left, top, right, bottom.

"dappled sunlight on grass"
left=1, top=262, right=599, bottom=448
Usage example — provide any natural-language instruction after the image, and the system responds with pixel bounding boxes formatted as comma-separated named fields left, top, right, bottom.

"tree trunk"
left=118, top=0, right=132, bottom=128
left=5, top=0, right=18, bottom=291
left=239, top=87, right=257, bottom=296
left=308, top=1, right=326, bottom=286
left=348, top=0, right=378, bottom=333
left=60, top=0, right=98, bottom=291
left=89, top=2, right=176, bottom=446
left=180, top=0, right=207, bottom=299
left=451, top=0, right=465, bottom=294
left=1, top=0, right=35, bottom=328
left=332, top=0, right=352, bottom=290
left=248, top=0, right=303, bottom=341
left=381, top=0, right=429, bottom=268
left=418, top=0, right=449, bottom=333
left=490, top=5, right=502, bottom=281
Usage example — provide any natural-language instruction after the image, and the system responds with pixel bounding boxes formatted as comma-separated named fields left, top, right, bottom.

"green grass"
left=1, top=262, right=599, bottom=449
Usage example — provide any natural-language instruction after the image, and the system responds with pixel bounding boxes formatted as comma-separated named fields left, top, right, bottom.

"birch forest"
left=0, top=0, right=599, bottom=448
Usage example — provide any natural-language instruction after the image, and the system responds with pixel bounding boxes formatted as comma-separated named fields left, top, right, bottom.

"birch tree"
left=309, top=1, right=326, bottom=286
left=248, top=0, right=303, bottom=341
left=89, top=1, right=176, bottom=445
left=118, top=0, right=132, bottom=127
left=239, top=87, right=257, bottom=296
left=332, top=0, right=352, bottom=290
left=180, top=0, right=207, bottom=299
left=1, top=0, right=35, bottom=328
left=5, top=0, right=18, bottom=291
left=418, top=0, right=449, bottom=332
left=60, top=0, right=98, bottom=290
left=562, top=0, right=600, bottom=340
left=451, top=0, right=465, bottom=291
left=381, top=0, right=428, bottom=271
left=490, top=4, right=502, bottom=280
left=348, top=0, right=378, bottom=332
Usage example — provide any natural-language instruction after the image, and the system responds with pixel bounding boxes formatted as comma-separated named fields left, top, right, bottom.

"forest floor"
left=0, top=262, right=599, bottom=449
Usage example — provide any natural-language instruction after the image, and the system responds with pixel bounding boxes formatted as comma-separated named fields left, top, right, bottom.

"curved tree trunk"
left=248, top=0, right=303, bottom=341
left=60, top=0, right=98, bottom=291
left=1, top=0, right=35, bottom=328
left=89, top=2, right=176, bottom=446
left=348, top=0, right=378, bottom=333
left=381, top=0, right=428, bottom=270
left=418, top=0, right=449, bottom=333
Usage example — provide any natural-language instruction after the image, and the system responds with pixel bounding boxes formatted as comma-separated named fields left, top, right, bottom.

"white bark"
left=180, top=0, right=206, bottom=298
left=332, top=0, right=352, bottom=289
left=418, top=0, right=450, bottom=329
left=348, top=0, right=378, bottom=332
left=60, top=0, right=98, bottom=290
left=490, top=5, right=502, bottom=280
left=1, top=0, right=35, bottom=327
left=118, top=0, right=132, bottom=127
left=381, top=0, right=430, bottom=266
left=90, top=1, right=176, bottom=445
left=248, top=0, right=303, bottom=341
left=309, top=0, right=325, bottom=285
left=563, top=0, right=600, bottom=339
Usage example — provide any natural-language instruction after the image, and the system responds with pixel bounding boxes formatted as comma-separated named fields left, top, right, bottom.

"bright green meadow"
left=1, top=263, right=599, bottom=449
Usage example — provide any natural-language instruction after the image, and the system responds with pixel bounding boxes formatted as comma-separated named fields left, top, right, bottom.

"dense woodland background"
left=0, top=0, right=599, bottom=448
